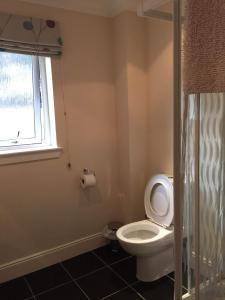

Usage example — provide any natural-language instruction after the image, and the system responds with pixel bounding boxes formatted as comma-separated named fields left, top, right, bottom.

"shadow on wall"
left=147, top=18, right=173, bottom=179
left=113, top=12, right=173, bottom=223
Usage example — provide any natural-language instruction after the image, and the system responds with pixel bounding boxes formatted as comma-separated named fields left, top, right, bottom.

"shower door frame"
left=173, top=2, right=202, bottom=299
left=173, top=0, right=183, bottom=299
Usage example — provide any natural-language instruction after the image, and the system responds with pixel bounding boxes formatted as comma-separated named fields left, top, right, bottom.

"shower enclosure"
left=174, top=1, right=225, bottom=300
left=139, top=1, right=225, bottom=298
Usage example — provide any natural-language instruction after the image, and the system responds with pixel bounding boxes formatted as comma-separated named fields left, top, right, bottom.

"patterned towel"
left=183, top=0, right=225, bottom=94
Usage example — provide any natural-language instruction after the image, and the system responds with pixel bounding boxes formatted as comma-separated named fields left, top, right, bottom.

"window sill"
left=0, top=146, right=63, bottom=166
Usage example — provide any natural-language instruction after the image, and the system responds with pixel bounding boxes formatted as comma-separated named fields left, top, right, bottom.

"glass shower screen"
left=179, top=0, right=225, bottom=299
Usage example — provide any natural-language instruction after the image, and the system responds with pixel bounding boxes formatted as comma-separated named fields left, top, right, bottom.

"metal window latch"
left=11, top=131, right=20, bottom=144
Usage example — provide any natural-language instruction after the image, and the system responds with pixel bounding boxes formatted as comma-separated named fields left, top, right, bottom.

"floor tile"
left=93, top=245, right=130, bottom=265
left=0, top=246, right=177, bottom=300
left=111, top=257, right=137, bottom=284
left=62, top=252, right=104, bottom=279
left=0, top=277, right=32, bottom=300
left=132, top=276, right=174, bottom=300
left=77, top=267, right=126, bottom=300
left=104, top=288, right=143, bottom=300
left=36, top=282, right=87, bottom=300
left=26, top=264, right=71, bottom=295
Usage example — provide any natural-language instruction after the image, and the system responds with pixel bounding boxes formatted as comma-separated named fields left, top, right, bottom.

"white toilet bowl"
left=116, top=174, right=174, bottom=282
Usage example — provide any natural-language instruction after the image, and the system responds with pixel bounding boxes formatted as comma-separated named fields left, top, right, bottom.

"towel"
left=183, top=0, right=225, bottom=94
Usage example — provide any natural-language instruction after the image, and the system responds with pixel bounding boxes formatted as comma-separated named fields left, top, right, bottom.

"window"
left=0, top=52, right=57, bottom=153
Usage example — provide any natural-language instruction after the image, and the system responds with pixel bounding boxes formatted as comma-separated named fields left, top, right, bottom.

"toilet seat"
left=144, top=174, right=173, bottom=228
left=116, top=220, right=173, bottom=245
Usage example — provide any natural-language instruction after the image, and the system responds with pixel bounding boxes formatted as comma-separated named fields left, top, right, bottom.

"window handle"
left=11, top=131, right=20, bottom=144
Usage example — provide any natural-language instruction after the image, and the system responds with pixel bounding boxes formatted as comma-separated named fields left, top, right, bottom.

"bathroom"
left=0, top=0, right=224, bottom=299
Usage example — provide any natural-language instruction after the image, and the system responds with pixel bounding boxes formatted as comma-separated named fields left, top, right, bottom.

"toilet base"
left=136, top=246, right=174, bottom=282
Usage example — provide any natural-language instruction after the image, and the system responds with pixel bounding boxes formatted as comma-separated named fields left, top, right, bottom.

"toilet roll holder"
left=83, top=168, right=95, bottom=176
left=80, top=168, right=96, bottom=189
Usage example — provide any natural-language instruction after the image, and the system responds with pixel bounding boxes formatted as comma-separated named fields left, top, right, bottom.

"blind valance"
left=0, top=12, right=63, bottom=57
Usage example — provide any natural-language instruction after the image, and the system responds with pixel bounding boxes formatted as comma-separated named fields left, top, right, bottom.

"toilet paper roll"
left=80, top=174, right=96, bottom=189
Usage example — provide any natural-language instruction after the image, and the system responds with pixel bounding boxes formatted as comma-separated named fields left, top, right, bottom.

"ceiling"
left=19, top=0, right=138, bottom=17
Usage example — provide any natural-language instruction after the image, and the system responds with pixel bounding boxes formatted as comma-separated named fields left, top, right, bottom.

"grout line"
left=70, top=265, right=107, bottom=280
left=30, top=280, right=73, bottom=297
left=93, top=252, right=146, bottom=300
left=90, top=251, right=108, bottom=266
left=99, top=286, right=128, bottom=300
left=19, top=247, right=177, bottom=300
left=23, top=277, right=37, bottom=300
left=22, top=250, right=132, bottom=300
left=93, top=251, right=133, bottom=285
left=92, top=249, right=132, bottom=267
left=60, top=262, right=90, bottom=300
left=61, top=251, right=132, bottom=282
left=62, top=252, right=136, bottom=300
left=108, top=255, right=133, bottom=266
left=128, top=282, right=146, bottom=300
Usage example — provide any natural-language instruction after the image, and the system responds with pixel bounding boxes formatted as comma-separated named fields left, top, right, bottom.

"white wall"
left=0, top=0, right=121, bottom=281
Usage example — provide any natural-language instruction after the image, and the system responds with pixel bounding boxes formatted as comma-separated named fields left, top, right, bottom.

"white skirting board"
left=0, top=232, right=106, bottom=284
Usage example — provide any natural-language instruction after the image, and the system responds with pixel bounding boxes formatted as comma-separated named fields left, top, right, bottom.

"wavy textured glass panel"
left=183, top=93, right=225, bottom=300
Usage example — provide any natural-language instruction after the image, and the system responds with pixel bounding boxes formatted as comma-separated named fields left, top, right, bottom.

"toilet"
left=116, top=174, right=174, bottom=282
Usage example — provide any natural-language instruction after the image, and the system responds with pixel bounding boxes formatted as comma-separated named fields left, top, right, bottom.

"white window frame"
left=0, top=54, right=62, bottom=164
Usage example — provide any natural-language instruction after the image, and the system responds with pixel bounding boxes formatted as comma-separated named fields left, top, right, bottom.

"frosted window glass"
left=0, top=52, right=35, bottom=142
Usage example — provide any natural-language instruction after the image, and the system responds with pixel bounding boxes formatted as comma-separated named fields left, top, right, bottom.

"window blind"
left=0, top=12, right=63, bottom=57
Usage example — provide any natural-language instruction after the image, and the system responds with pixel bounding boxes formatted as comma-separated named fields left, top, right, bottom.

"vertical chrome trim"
left=173, top=0, right=183, bottom=299
left=194, top=94, right=200, bottom=300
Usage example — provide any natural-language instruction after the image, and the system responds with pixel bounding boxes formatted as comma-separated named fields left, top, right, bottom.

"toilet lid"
left=144, top=174, right=173, bottom=227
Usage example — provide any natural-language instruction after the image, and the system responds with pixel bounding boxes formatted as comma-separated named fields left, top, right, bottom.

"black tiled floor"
left=62, top=252, right=104, bottom=279
left=93, top=245, right=130, bottom=265
left=0, top=277, right=32, bottom=300
left=0, top=245, right=176, bottom=300
left=25, top=263, right=71, bottom=294
left=111, top=257, right=137, bottom=284
left=77, top=267, right=126, bottom=300
left=133, top=276, right=174, bottom=300
left=105, top=287, right=143, bottom=300
left=36, top=282, right=87, bottom=300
